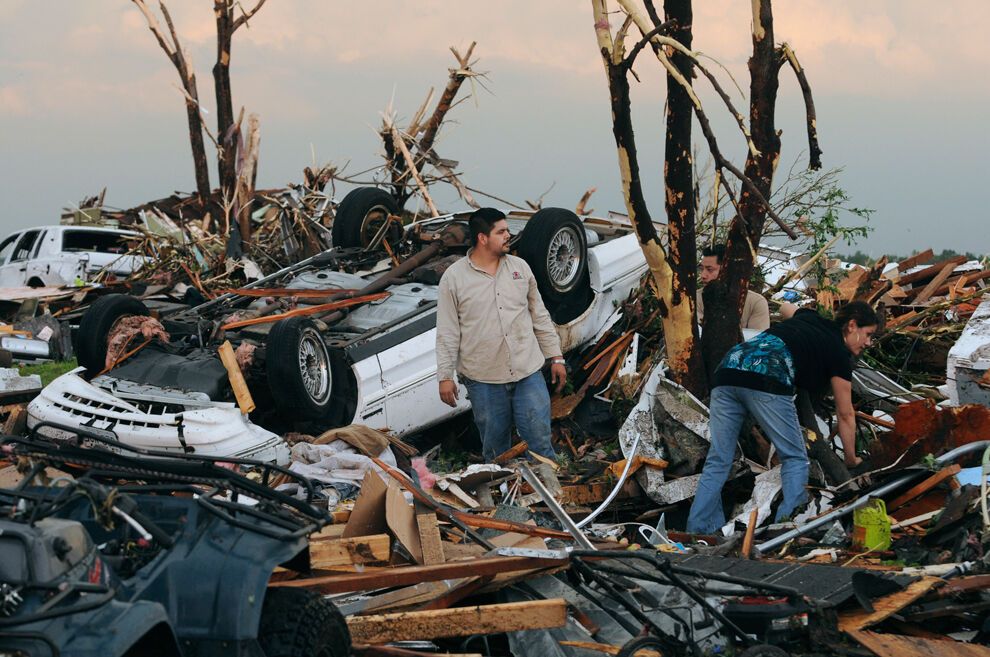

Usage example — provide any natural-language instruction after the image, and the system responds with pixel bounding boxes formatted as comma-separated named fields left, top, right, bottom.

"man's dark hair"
left=468, top=208, right=507, bottom=244
left=702, top=244, right=726, bottom=263
left=834, top=300, right=879, bottom=329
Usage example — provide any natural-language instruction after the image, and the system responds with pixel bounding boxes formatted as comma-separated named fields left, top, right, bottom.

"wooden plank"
left=929, top=269, right=990, bottom=298
left=897, top=256, right=966, bottom=287
left=416, top=512, right=445, bottom=565
left=269, top=555, right=571, bottom=595
left=910, top=261, right=958, bottom=304
left=848, top=629, right=990, bottom=657
left=557, top=479, right=641, bottom=507
left=346, top=599, right=568, bottom=644
left=217, top=340, right=255, bottom=413
left=896, top=248, right=934, bottom=272
left=309, top=534, right=391, bottom=569
left=935, top=574, right=990, bottom=598
left=838, top=577, right=943, bottom=632
left=493, top=441, right=529, bottom=464
left=887, top=464, right=962, bottom=511
left=741, top=508, right=758, bottom=559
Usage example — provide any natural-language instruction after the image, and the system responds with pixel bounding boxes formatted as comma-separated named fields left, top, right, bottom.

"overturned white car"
left=30, top=188, right=649, bottom=463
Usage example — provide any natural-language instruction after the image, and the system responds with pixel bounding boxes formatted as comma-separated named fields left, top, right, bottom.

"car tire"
left=266, top=317, right=335, bottom=420
left=516, top=208, right=591, bottom=323
left=77, top=294, right=149, bottom=374
left=331, top=186, right=401, bottom=250
left=258, top=588, right=350, bottom=657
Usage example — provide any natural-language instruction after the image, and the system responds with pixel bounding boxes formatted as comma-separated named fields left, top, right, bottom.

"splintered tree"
left=132, top=0, right=268, bottom=244
left=591, top=0, right=794, bottom=397
left=700, top=0, right=822, bottom=379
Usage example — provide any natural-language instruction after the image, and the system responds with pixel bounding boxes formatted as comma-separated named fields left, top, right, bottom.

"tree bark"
left=662, top=0, right=706, bottom=396
left=700, top=0, right=783, bottom=383
left=592, top=0, right=705, bottom=399
left=213, top=0, right=237, bottom=202
left=131, top=0, right=211, bottom=204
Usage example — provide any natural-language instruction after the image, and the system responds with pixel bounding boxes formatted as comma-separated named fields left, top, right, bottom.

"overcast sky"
left=1, top=1, right=987, bottom=256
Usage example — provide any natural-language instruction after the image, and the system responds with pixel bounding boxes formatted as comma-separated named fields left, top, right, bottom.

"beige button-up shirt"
left=436, top=253, right=562, bottom=384
left=696, top=289, right=770, bottom=331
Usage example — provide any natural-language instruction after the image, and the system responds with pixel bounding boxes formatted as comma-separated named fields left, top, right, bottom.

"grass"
left=18, top=358, right=79, bottom=386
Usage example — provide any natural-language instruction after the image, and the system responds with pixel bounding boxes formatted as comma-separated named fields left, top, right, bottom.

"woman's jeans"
left=686, top=385, right=809, bottom=534
left=462, top=370, right=556, bottom=461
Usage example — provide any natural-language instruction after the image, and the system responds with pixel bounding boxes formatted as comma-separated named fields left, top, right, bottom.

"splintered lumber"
left=416, top=512, right=445, bottom=565
left=847, top=630, right=990, bottom=657
left=741, top=508, right=759, bottom=559
left=308, top=534, right=391, bottom=569
left=493, top=441, right=529, bottom=464
left=896, top=256, right=967, bottom=287
left=346, top=599, right=568, bottom=644
left=838, top=577, right=944, bottom=632
left=217, top=340, right=255, bottom=413
left=887, top=464, right=962, bottom=511
left=909, top=261, right=958, bottom=304
left=897, top=248, right=934, bottom=272
left=220, top=293, right=390, bottom=329
left=269, top=555, right=571, bottom=595
left=557, top=479, right=641, bottom=506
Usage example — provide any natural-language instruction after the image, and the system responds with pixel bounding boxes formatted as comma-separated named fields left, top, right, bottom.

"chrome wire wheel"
left=359, top=204, right=395, bottom=249
left=546, top=226, right=582, bottom=292
left=297, top=328, right=331, bottom=405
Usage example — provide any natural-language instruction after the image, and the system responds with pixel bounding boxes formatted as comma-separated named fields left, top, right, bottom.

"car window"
left=61, top=230, right=130, bottom=254
left=0, top=233, right=18, bottom=264
left=30, top=230, right=47, bottom=258
left=11, top=230, right=41, bottom=262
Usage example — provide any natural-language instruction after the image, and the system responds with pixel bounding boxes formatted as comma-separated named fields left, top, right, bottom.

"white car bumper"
left=27, top=371, right=290, bottom=465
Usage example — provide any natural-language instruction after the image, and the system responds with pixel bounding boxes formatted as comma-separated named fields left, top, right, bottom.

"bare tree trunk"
left=662, top=0, right=706, bottom=396
left=131, top=0, right=211, bottom=204
left=592, top=0, right=705, bottom=399
left=213, top=0, right=237, bottom=202
left=700, top=0, right=783, bottom=380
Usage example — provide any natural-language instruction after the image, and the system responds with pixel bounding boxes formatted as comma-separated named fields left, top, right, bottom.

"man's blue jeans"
left=686, top=385, right=809, bottom=534
left=462, top=370, right=556, bottom=461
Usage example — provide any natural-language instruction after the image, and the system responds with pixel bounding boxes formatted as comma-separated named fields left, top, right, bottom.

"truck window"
left=0, top=233, right=18, bottom=264
left=62, top=230, right=130, bottom=254
left=11, top=230, right=41, bottom=262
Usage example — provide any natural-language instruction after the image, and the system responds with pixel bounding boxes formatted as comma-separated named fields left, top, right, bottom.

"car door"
left=0, top=230, right=40, bottom=287
left=376, top=323, right=471, bottom=436
left=22, top=229, right=51, bottom=285
left=0, top=231, right=22, bottom=286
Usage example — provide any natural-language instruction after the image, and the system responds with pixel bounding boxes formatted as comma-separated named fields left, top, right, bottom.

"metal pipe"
left=755, top=440, right=990, bottom=554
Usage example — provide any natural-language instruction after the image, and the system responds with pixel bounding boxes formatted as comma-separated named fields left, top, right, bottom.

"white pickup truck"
left=0, top=225, right=147, bottom=288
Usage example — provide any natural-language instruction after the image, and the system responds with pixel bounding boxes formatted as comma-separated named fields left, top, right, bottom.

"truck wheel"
left=77, top=294, right=149, bottom=374
left=332, top=186, right=401, bottom=251
left=266, top=317, right=335, bottom=420
left=259, top=588, right=350, bottom=657
left=516, top=208, right=589, bottom=305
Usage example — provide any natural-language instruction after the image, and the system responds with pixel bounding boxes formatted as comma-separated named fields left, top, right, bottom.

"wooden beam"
left=887, top=464, right=962, bottom=511
left=217, top=340, right=255, bottom=413
left=309, top=534, right=391, bottom=569
left=896, top=256, right=966, bottom=287
left=848, top=629, right=990, bottom=657
left=416, top=513, right=445, bottom=565
left=838, top=577, right=943, bottom=632
left=346, top=599, right=568, bottom=644
left=269, top=555, right=571, bottom=595
left=896, top=248, right=934, bottom=272
left=909, top=261, right=958, bottom=304
left=493, top=441, right=529, bottom=464
left=740, top=508, right=758, bottom=559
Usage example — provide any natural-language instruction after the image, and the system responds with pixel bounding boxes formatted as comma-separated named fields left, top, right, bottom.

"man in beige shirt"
left=696, top=244, right=770, bottom=331
left=436, top=208, right=566, bottom=460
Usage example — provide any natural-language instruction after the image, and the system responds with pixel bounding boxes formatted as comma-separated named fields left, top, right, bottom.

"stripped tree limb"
left=390, top=126, right=440, bottom=217
left=131, top=0, right=211, bottom=203
left=781, top=43, right=822, bottom=170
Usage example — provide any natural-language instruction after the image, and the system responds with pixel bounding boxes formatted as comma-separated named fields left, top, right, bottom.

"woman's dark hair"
left=834, top=300, right=879, bottom=330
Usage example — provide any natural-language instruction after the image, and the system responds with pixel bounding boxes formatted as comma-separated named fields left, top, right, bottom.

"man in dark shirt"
left=686, top=301, right=878, bottom=534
